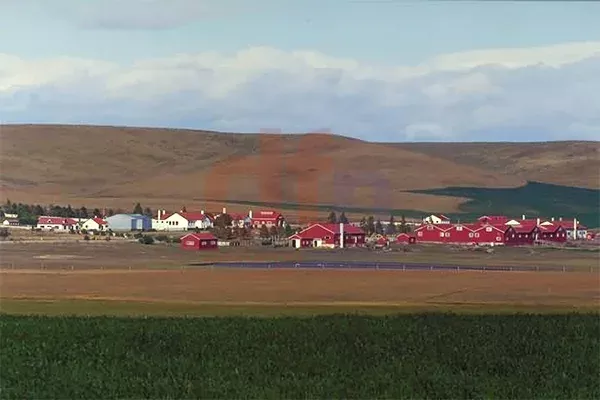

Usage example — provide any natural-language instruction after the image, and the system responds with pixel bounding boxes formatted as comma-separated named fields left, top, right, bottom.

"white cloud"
left=1, top=41, right=600, bottom=141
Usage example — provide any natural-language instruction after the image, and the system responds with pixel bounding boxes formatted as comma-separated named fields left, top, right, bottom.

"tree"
left=259, top=224, right=270, bottom=238
left=181, top=206, right=187, bottom=213
left=359, top=217, right=367, bottom=232
left=269, top=225, right=279, bottom=238
left=107, top=209, right=115, bottom=217
left=366, top=216, right=375, bottom=235
left=339, top=211, right=349, bottom=224
left=386, top=215, right=397, bottom=235
left=79, top=206, right=88, bottom=219
left=33, top=205, right=45, bottom=216
left=93, top=208, right=102, bottom=218
left=399, top=214, right=409, bottom=233
left=375, top=219, right=383, bottom=235
left=284, top=224, right=294, bottom=237
left=327, top=211, right=337, bottom=224
left=143, top=207, right=152, bottom=217
left=214, top=214, right=233, bottom=228
left=133, top=203, right=143, bottom=215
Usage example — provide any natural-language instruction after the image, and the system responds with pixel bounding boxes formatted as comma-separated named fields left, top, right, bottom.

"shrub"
left=155, top=235, right=168, bottom=242
left=83, top=235, right=90, bottom=241
left=138, top=235, right=154, bottom=245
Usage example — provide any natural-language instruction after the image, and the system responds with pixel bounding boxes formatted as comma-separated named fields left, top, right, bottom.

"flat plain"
left=1, top=242, right=598, bottom=316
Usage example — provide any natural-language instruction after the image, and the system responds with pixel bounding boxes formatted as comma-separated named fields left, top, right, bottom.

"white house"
left=153, top=210, right=214, bottom=231
left=37, top=216, right=78, bottom=231
left=422, top=214, right=451, bottom=224
left=81, top=217, right=108, bottom=231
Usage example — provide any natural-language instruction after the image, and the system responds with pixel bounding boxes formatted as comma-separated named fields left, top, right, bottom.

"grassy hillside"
left=1, top=124, right=598, bottom=218
left=2, top=314, right=598, bottom=399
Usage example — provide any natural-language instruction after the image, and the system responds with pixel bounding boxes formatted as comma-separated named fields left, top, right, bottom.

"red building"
left=537, top=224, right=567, bottom=243
left=249, top=210, right=285, bottom=228
left=473, top=224, right=506, bottom=245
left=288, top=223, right=365, bottom=248
left=504, top=223, right=541, bottom=246
left=180, top=232, right=218, bottom=250
left=396, top=233, right=416, bottom=244
left=414, top=223, right=452, bottom=243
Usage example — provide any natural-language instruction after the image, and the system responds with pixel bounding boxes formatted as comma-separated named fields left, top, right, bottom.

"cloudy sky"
left=1, top=0, right=599, bottom=142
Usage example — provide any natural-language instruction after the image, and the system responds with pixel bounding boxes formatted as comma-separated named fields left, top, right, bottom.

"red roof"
left=319, top=223, right=364, bottom=234
left=91, top=218, right=107, bottom=225
left=251, top=210, right=283, bottom=221
left=547, top=219, right=587, bottom=230
left=478, top=215, right=509, bottom=223
left=181, top=232, right=217, bottom=241
left=37, top=216, right=78, bottom=225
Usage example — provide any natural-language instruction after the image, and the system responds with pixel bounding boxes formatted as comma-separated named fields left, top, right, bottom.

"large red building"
left=288, top=223, right=365, bottom=249
left=180, top=232, right=218, bottom=250
left=249, top=210, right=285, bottom=228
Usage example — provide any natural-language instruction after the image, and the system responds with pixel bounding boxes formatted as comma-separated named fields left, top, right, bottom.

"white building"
left=422, top=214, right=451, bottom=224
left=152, top=210, right=214, bottom=231
left=36, top=216, right=79, bottom=231
left=81, top=217, right=108, bottom=231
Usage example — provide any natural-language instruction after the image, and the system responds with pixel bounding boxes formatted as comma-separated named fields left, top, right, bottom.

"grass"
left=1, top=313, right=599, bottom=399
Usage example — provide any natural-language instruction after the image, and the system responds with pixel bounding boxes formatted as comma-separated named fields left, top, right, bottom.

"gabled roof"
left=547, top=219, right=587, bottom=230
left=290, top=223, right=364, bottom=239
left=181, top=232, right=217, bottom=240
left=251, top=210, right=283, bottom=221
left=414, top=223, right=451, bottom=232
left=37, top=216, right=78, bottom=225
left=88, top=217, right=107, bottom=225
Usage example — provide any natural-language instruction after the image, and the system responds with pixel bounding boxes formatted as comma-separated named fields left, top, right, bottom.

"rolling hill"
left=1, top=124, right=598, bottom=223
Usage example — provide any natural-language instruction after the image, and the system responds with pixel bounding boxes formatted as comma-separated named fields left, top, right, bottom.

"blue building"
left=106, top=214, right=151, bottom=231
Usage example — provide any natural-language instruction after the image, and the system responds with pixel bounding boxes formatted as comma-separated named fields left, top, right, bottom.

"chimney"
left=536, top=217, right=540, bottom=226
left=340, top=222, right=344, bottom=249
left=522, top=214, right=525, bottom=220
left=222, top=207, right=227, bottom=215
left=249, top=210, right=253, bottom=219
left=157, top=210, right=162, bottom=220
left=551, top=217, right=555, bottom=222
left=559, top=217, right=562, bottom=221
left=574, top=218, right=578, bottom=239
left=201, top=210, right=204, bottom=215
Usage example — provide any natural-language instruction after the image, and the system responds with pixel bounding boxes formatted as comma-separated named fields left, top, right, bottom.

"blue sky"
left=1, top=0, right=600, bottom=141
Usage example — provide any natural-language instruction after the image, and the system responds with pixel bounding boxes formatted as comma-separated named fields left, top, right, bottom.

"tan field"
left=1, top=241, right=598, bottom=316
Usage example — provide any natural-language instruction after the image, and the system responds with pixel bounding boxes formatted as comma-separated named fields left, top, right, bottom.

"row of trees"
left=1, top=200, right=157, bottom=226
left=327, top=210, right=411, bottom=236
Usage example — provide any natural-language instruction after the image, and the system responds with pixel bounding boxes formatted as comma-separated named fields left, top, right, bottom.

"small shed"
left=396, top=233, right=416, bottom=244
left=180, top=232, right=218, bottom=250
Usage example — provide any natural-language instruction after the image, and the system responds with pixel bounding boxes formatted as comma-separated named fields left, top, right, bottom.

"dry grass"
left=1, top=268, right=598, bottom=315
left=10, top=124, right=594, bottom=215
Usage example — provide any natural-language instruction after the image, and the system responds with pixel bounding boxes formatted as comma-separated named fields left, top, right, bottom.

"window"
left=456, top=226, right=463, bottom=231
left=417, top=231, right=423, bottom=237
left=427, top=226, right=433, bottom=231
left=469, top=232, right=474, bottom=238
left=475, top=233, right=480, bottom=238
left=440, top=232, right=444, bottom=238
left=445, top=232, right=450, bottom=237
left=496, top=236, right=502, bottom=241
left=486, top=227, right=492, bottom=232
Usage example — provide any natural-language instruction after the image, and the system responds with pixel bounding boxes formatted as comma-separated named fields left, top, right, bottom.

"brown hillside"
left=2, top=124, right=596, bottom=218
left=396, top=142, right=600, bottom=189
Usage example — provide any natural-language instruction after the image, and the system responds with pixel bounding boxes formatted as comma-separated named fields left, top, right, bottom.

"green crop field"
left=1, top=314, right=599, bottom=399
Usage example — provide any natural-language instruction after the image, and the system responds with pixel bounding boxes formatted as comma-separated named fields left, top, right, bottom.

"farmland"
left=1, top=314, right=599, bottom=399
left=2, top=241, right=599, bottom=398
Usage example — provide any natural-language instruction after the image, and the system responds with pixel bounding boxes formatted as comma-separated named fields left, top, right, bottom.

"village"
left=1, top=203, right=595, bottom=250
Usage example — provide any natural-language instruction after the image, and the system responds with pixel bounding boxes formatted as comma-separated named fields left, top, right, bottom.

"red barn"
left=396, top=233, right=416, bottom=244
left=249, top=210, right=285, bottom=228
left=414, top=223, right=452, bottom=243
left=537, top=224, right=567, bottom=243
left=504, top=223, right=541, bottom=246
left=473, top=224, right=506, bottom=245
left=288, top=223, right=365, bottom=248
left=180, top=232, right=218, bottom=250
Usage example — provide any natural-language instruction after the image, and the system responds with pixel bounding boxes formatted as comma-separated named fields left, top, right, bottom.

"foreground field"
left=1, top=314, right=599, bottom=399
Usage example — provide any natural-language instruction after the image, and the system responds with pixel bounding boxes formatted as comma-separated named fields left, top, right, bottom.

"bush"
left=155, top=235, right=168, bottom=242
left=83, top=235, right=90, bottom=241
left=138, top=235, right=154, bottom=245
left=133, top=232, right=143, bottom=239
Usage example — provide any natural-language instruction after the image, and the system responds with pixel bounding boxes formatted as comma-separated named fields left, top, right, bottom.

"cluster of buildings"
left=31, top=208, right=285, bottom=233
left=12, top=207, right=596, bottom=251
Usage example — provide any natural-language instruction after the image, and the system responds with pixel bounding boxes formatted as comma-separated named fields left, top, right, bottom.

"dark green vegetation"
left=412, top=181, right=600, bottom=228
left=204, top=181, right=600, bottom=227
left=2, top=314, right=599, bottom=399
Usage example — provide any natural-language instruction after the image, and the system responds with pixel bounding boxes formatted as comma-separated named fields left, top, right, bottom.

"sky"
left=1, top=0, right=600, bottom=142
